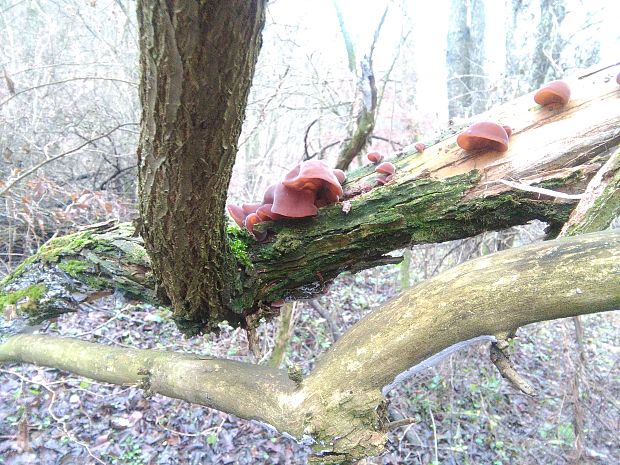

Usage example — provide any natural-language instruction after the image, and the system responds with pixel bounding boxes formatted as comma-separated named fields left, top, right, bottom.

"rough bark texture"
left=2, top=230, right=619, bottom=462
left=136, top=0, right=266, bottom=330
left=1, top=68, right=618, bottom=334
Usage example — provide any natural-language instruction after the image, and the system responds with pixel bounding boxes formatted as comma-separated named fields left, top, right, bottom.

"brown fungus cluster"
left=367, top=151, right=397, bottom=185
left=227, top=160, right=346, bottom=240
left=375, top=161, right=396, bottom=185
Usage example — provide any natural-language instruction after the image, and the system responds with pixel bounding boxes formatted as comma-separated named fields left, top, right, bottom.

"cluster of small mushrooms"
left=229, top=75, right=620, bottom=240
left=227, top=160, right=347, bottom=241
left=227, top=156, right=402, bottom=240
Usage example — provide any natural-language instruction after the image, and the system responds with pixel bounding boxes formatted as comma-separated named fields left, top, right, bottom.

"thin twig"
left=0, top=76, right=137, bottom=107
left=387, top=417, right=417, bottom=430
left=0, top=123, right=137, bottom=197
left=496, top=179, right=584, bottom=200
left=428, top=403, right=439, bottom=464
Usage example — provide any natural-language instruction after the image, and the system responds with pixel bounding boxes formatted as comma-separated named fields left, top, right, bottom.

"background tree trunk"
left=136, top=0, right=266, bottom=330
left=447, top=0, right=487, bottom=118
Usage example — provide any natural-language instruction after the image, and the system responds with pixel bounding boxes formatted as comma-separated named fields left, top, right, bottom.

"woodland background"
left=0, top=0, right=618, bottom=464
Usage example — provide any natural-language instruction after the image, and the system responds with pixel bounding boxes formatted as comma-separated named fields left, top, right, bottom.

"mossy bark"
left=1, top=69, right=618, bottom=333
left=136, top=0, right=266, bottom=331
left=0, top=222, right=155, bottom=339
left=560, top=149, right=620, bottom=236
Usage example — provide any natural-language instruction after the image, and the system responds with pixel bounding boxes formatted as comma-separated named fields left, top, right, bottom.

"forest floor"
left=0, top=228, right=618, bottom=465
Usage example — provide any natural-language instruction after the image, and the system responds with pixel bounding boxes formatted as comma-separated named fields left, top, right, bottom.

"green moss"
left=272, top=233, right=303, bottom=255
left=0, top=283, right=47, bottom=313
left=123, top=243, right=150, bottom=265
left=84, top=276, right=109, bottom=289
left=535, top=169, right=585, bottom=189
left=0, top=255, right=37, bottom=286
left=37, top=231, right=95, bottom=263
left=58, top=259, right=90, bottom=278
left=226, top=225, right=253, bottom=268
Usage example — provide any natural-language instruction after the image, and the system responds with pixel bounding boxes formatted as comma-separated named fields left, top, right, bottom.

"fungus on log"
left=534, top=80, right=571, bottom=106
left=1, top=66, right=619, bottom=333
left=367, top=151, right=384, bottom=163
left=456, top=121, right=510, bottom=152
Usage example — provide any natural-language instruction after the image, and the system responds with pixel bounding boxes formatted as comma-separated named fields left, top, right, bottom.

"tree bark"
left=136, top=0, right=266, bottom=330
left=2, top=230, right=618, bottom=462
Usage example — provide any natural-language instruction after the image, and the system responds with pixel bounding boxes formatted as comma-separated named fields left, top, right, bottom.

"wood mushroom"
left=457, top=121, right=510, bottom=152
left=534, top=80, right=571, bottom=106
left=375, top=162, right=396, bottom=185
left=367, top=152, right=384, bottom=163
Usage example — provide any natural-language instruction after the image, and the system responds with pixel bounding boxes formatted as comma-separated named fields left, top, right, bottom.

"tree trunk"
left=447, top=0, right=487, bottom=118
left=136, top=0, right=266, bottom=330
left=505, top=0, right=567, bottom=94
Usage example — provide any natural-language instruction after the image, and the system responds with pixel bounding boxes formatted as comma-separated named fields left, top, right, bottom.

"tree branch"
left=2, top=230, right=618, bottom=462
left=0, top=334, right=299, bottom=431
left=1, top=69, right=618, bottom=332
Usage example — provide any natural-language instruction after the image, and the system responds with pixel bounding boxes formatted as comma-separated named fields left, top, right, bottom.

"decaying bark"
left=560, top=149, right=620, bottom=236
left=1, top=69, right=619, bottom=333
left=136, top=0, right=266, bottom=330
left=2, top=230, right=618, bottom=462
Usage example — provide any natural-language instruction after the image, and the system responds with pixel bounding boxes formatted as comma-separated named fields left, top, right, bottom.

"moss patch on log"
left=0, top=284, right=47, bottom=314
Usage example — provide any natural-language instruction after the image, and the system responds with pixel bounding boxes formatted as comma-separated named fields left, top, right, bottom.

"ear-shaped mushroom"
left=256, top=204, right=283, bottom=221
left=283, top=161, right=343, bottom=193
left=241, top=203, right=262, bottom=216
left=283, top=160, right=343, bottom=201
left=376, top=175, right=394, bottom=185
left=271, top=182, right=318, bottom=218
left=375, top=162, right=395, bottom=175
left=227, top=204, right=246, bottom=227
left=245, top=213, right=267, bottom=241
left=534, top=80, right=571, bottom=106
left=262, top=184, right=277, bottom=204
left=457, top=122, right=509, bottom=152
left=367, top=152, right=384, bottom=163
left=375, top=162, right=396, bottom=185
left=332, top=168, right=346, bottom=184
